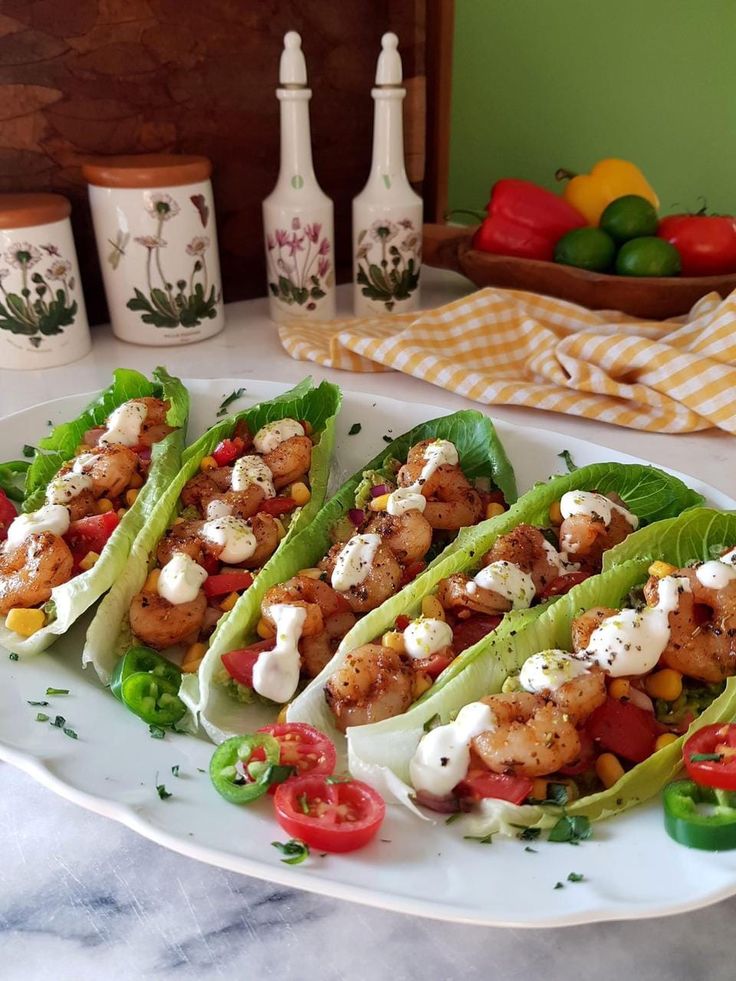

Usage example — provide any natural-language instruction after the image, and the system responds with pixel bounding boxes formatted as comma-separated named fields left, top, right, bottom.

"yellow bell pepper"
left=555, top=158, right=659, bottom=226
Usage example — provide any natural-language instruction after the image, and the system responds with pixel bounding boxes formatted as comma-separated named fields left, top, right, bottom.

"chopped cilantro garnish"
left=517, top=826, right=541, bottom=841
left=171, top=765, right=180, bottom=777
left=554, top=881, right=564, bottom=890
left=216, top=388, right=246, bottom=417
left=257, top=763, right=296, bottom=787
left=528, top=782, right=569, bottom=807
left=149, top=724, right=166, bottom=739
left=8, top=653, right=18, bottom=661
left=382, top=435, right=392, bottom=443
left=50, top=715, right=65, bottom=728
left=445, top=812, right=462, bottom=825
left=46, top=687, right=69, bottom=696
left=348, top=423, right=362, bottom=436
left=463, top=833, right=494, bottom=845
left=690, top=752, right=723, bottom=763
left=558, top=449, right=577, bottom=472
left=567, top=872, right=584, bottom=882
left=272, top=838, right=309, bottom=865
left=27, top=700, right=48, bottom=707
left=548, top=814, right=592, bottom=845
left=156, top=774, right=172, bottom=800
left=35, top=713, right=49, bottom=723
left=22, top=444, right=35, bottom=458
left=63, top=726, right=78, bottom=740
left=524, top=846, right=538, bottom=854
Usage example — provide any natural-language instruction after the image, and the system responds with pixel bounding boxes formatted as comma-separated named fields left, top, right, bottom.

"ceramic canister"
left=0, top=194, right=91, bottom=370
left=82, top=155, right=224, bottom=346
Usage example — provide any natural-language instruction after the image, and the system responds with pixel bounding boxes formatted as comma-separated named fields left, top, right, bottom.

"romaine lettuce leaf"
left=1, top=369, right=189, bottom=657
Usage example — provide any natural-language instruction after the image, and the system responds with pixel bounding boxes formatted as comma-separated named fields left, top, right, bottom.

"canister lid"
left=82, top=154, right=212, bottom=189
left=0, top=193, right=71, bottom=229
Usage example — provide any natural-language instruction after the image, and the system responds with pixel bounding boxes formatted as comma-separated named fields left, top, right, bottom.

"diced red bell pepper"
left=451, top=614, right=503, bottom=654
left=539, top=571, right=590, bottom=599
left=415, top=652, right=453, bottom=680
left=400, top=560, right=426, bottom=586
left=221, top=639, right=276, bottom=687
left=0, top=490, right=17, bottom=543
left=258, top=497, right=297, bottom=517
left=212, top=437, right=245, bottom=467
left=203, top=571, right=254, bottom=598
left=395, top=615, right=411, bottom=631
left=455, top=769, right=534, bottom=805
left=586, top=696, right=660, bottom=763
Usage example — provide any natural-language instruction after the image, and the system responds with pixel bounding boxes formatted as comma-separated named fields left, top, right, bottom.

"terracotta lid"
left=82, top=154, right=212, bottom=189
left=0, top=193, right=71, bottom=230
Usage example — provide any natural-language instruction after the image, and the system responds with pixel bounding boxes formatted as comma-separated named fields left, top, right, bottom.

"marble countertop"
left=1, top=269, right=735, bottom=981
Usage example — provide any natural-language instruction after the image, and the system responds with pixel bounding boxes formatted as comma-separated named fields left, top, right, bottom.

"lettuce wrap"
left=347, top=507, right=736, bottom=836
left=82, top=378, right=341, bottom=731
left=194, top=409, right=517, bottom=741
left=0, top=368, right=188, bottom=657
left=287, top=461, right=705, bottom=745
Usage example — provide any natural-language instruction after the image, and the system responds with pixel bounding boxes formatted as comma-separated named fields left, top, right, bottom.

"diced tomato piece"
left=64, top=510, right=120, bottom=559
left=395, top=614, right=411, bottom=631
left=221, top=640, right=275, bottom=687
left=455, top=769, right=534, bottom=805
left=539, top=571, right=590, bottom=599
left=586, top=696, right=660, bottom=763
left=203, top=571, right=253, bottom=598
left=451, top=614, right=502, bottom=654
left=258, top=497, right=297, bottom=517
left=131, top=446, right=152, bottom=462
left=559, top=729, right=596, bottom=776
left=0, top=490, right=17, bottom=543
left=198, top=551, right=221, bottom=576
left=400, top=560, right=426, bottom=586
left=415, top=652, right=453, bottom=680
left=212, top=437, right=245, bottom=467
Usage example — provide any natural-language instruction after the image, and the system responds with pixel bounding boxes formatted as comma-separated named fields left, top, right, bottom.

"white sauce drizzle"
left=519, top=649, right=591, bottom=694
left=231, top=455, right=276, bottom=498
left=251, top=604, right=306, bottom=703
left=410, top=702, right=495, bottom=797
left=253, top=419, right=304, bottom=455
left=696, top=560, right=736, bottom=590
left=720, top=547, right=736, bottom=567
left=99, top=401, right=148, bottom=446
left=6, top=504, right=70, bottom=548
left=474, top=561, right=536, bottom=609
left=206, top=498, right=233, bottom=520
left=157, top=552, right=207, bottom=605
left=46, top=472, right=93, bottom=504
left=387, top=486, right=426, bottom=516
left=559, top=491, right=639, bottom=546
left=385, top=439, right=459, bottom=516
left=541, top=538, right=580, bottom=574
left=201, top=515, right=257, bottom=564
left=331, top=533, right=381, bottom=591
left=403, top=618, right=454, bottom=660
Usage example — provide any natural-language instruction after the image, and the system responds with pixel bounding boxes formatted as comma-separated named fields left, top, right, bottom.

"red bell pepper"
left=212, top=437, right=245, bottom=467
left=473, top=179, right=587, bottom=261
left=657, top=213, right=736, bottom=276
left=0, top=490, right=17, bottom=543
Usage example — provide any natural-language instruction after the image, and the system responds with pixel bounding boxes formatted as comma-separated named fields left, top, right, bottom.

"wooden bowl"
left=423, top=223, right=736, bottom=319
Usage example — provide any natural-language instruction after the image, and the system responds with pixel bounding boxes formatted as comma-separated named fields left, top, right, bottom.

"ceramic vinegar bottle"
left=263, top=32, right=336, bottom=324
left=353, top=32, right=423, bottom=316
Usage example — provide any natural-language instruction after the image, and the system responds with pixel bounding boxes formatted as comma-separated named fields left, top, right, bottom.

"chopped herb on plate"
left=216, top=388, right=246, bottom=417
left=463, top=833, right=494, bottom=845
left=348, top=423, right=362, bottom=436
left=567, top=872, right=585, bottom=882
left=46, top=687, right=69, bottom=696
left=149, top=724, right=166, bottom=739
left=8, top=653, right=18, bottom=661
left=272, top=838, right=310, bottom=865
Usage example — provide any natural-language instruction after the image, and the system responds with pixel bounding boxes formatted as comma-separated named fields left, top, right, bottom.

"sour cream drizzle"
left=560, top=490, right=638, bottom=534
left=231, top=455, right=275, bottom=498
left=584, top=575, right=690, bottom=677
left=410, top=702, right=494, bottom=797
left=474, top=561, right=536, bottom=609
left=386, top=440, right=459, bottom=517
left=696, top=560, right=736, bottom=590
left=403, top=618, right=453, bottom=659
left=6, top=504, right=70, bottom=548
left=46, top=472, right=93, bottom=504
left=519, top=649, right=592, bottom=693
left=331, top=533, right=381, bottom=591
left=253, top=419, right=304, bottom=455
left=202, top=515, right=257, bottom=564
left=720, top=547, right=736, bottom=567
left=252, top=603, right=306, bottom=703
left=100, top=401, right=148, bottom=447
left=157, top=552, right=207, bottom=605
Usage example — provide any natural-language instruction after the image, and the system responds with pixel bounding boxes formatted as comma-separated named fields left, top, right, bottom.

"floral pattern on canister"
left=355, top=217, right=421, bottom=312
left=266, top=217, right=331, bottom=311
left=125, top=193, right=221, bottom=329
left=0, top=242, right=78, bottom=347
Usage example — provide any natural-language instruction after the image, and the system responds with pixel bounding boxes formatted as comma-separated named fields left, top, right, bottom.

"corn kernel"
left=298, top=567, right=323, bottom=579
left=549, top=501, right=563, bottom=525
left=645, top=668, right=683, bottom=702
left=648, top=560, right=678, bottom=579
left=655, top=733, right=679, bottom=752
left=276, top=704, right=289, bottom=724
left=181, top=642, right=207, bottom=673
left=200, top=455, right=217, bottom=472
left=128, top=471, right=144, bottom=489
left=79, top=550, right=100, bottom=571
left=257, top=617, right=276, bottom=639
left=144, top=568, right=161, bottom=592
left=412, top=671, right=433, bottom=700
left=290, top=482, right=311, bottom=506
left=5, top=607, right=46, bottom=637
left=532, top=778, right=548, bottom=801
left=274, top=518, right=287, bottom=540
left=96, top=498, right=113, bottom=514
left=125, top=488, right=139, bottom=507
left=595, top=752, right=625, bottom=789
left=486, top=502, right=505, bottom=519
left=381, top=630, right=406, bottom=653
left=609, top=678, right=631, bottom=700
left=220, top=591, right=239, bottom=612
left=421, top=594, right=445, bottom=621
left=369, top=493, right=391, bottom=511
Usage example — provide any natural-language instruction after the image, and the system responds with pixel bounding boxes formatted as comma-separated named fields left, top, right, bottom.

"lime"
left=554, top=227, right=616, bottom=272
left=615, top=237, right=681, bottom=277
left=600, top=195, right=659, bottom=243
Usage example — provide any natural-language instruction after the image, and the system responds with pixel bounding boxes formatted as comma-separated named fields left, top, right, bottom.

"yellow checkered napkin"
left=279, top=287, right=736, bottom=433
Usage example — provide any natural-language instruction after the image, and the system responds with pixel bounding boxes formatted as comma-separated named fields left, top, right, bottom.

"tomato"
left=273, top=775, right=385, bottom=853
left=586, top=696, right=659, bottom=763
left=684, top=724, right=736, bottom=790
left=203, top=571, right=253, bottom=598
left=400, top=560, right=426, bottom=586
left=451, top=615, right=502, bottom=654
left=395, top=614, right=411, bottom=631
left=559, top=730, right=596, bottom=776
left=257, top=722, right=336, bottom=792
left=258, top=497, right=297, bottom=517
left=415, top=652, right=453, bottom=680
left=455, top=769, right=534, bottom=805
left=0, top=490, right=17, bottom=543
left=212, top=437, right=245, bottom=466
left=658, top=214, right=736, bottom=277
left=64, top=510, right=120, bottom=564
left=221, top=640, right=275, bottom=687
left=539, top=571, right=590, bottom=599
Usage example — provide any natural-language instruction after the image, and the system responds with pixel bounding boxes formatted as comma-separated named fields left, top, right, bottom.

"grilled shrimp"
left=131, top=397, right=174, bottom=447
left=559, top=492, right=632, bottom=569
left=68, top=445, right=139, bottom=498
left=0, top=532, right=73, bottom=615
left=321, top=541, right=402, bottom=613
left=570, top=606, right=619, bottom=654
left=483, top=524, right=562, bottom=593
left=180, top=468, right=237, bottom=515
left=437, top=573, right=513, bottom=616
left=262, top=575, right=348, bottom=638
left=129, top=588, right=207, bottom=650
left=472, top=692, right=581, bottom=777
left=363, top=510, right=433, bottom=564
left=238, top=513, right=280, bottom=569
left=325, top=644, right=414, bottom=731
left=299, top=610, right=357, bottom=678
left=156, top=520, right=207, bottom=567
left=398, top=443, right=483, bottom=531
left=263, top=435, right=312, bottom=489
left=544, top=669, right=607, bottom=724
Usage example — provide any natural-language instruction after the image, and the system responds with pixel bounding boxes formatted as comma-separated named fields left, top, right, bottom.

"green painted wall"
left=448, top=0, right=736, bottom=219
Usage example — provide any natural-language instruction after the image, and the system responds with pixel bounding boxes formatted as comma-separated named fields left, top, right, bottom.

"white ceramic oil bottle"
left=352, top=32, right=423, bottom=316
left=263, top=31, right=335, bottom=324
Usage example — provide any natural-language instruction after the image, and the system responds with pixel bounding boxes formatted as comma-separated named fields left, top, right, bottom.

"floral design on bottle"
left=126, top=193, right=221, bottom=329
left=266, top=218, right=331, bottom=310
left=0, top=242, right=78, bottom=347
left=355, top=218, right=421, bottom=312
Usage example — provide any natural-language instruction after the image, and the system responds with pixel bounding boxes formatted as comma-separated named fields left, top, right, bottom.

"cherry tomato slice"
left=586, top=696, right=659, bottom=763
left=273, top=775, right=386, bottom=853
left=258, top=497, right=297, bottom=517
left=414, top=652, right=453, bottom=680
left=203, top=571, right=253, bottom=598
left=684, top=724, right=736, bottom=790
left=538, top=571, right=590, bottom=599
left=221, top=640, right=275, bottom=687
left=257, top=722, right=336, bottom=793
left=0, top=489, right=17, bottom=543
left=451, top=615, right=503, bottom=654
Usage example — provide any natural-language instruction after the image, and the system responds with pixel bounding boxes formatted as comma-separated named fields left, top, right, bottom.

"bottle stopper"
left=280, top=31, right=307, bottom=88
left=375, top=32, right=402, bottom=87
